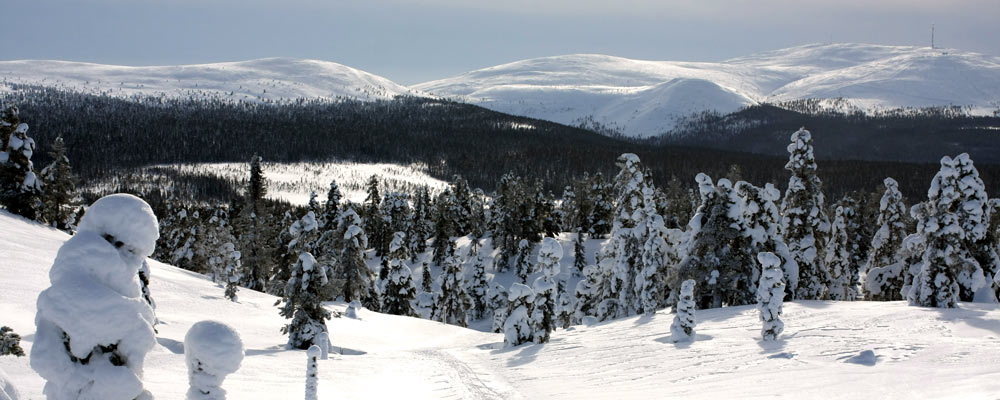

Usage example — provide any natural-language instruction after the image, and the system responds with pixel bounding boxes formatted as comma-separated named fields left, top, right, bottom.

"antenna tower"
left=931, top=23, right=935, bottom=49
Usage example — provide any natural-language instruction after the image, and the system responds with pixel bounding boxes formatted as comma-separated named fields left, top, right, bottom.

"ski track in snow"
left=3, top=211, right=1000, bottom=399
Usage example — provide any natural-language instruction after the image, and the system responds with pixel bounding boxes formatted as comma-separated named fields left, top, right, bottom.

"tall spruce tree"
left=239, top=155, right=269, bottom=291
left=603, top=153, right=653, bottom=317
left=340, top=211, right=377, bottom=308
left=39, top=136, right=76, bottom=231
left=781, top=128, right=830, bottom=300
left=382, top=232, right=418, bottom=317
left=825, top=205, right=852, bottom=301
left=435, top=240, right=472, bottom=327
left=735, top=182, right=798, bottom=301
left=864, top=178, right=909, bottom=300
left=0, top=122, right=43, bottom=220
left=531, top=238, right=562, bottom=343
left=278, top=252, right=331, bottom=349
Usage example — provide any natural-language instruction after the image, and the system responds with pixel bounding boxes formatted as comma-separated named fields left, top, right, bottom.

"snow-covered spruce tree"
left=602, top=153, right=651, bottom=317
left=0, top=122, right=43, bottom=221
left=408, top=187, right=433, bottom=262
left=573, top=227, right=587, bottom=275
left=278, top=252, right=332, bottom=349
left=663, top=175, right=695, bottom=230
left=588, top=172, right=615, bottom=238
left=504, top=283, right=536, bottom=347
left=382, top=232, right=418, bottom=317
left=489, top=173, right=522, bottom=272
left=555, top=279, right=574, bottom=329
left=420, top=259, right=433, bottom=293
left=573, top=263, right=603, bottom=324
left=40, top=136, right=76, bottom=231
left=221, top=243, right=242, bottom=302
left=0, top=326, right=25, bottom=357
left=735, top=182, right=798, bottom=302
left=466, top=252, right=492, bottom=320
left=636, top=210, right=669, bottom=315
left=864, top=178, right=909, bottom=301
left=899, top=203, right=931, bottom=298
left=756, top=252, right=785, bottom=341
left=31, top=194, right=158, bottom=400
left=953, top=154, right=999, bottom=302
left=340, top=214, right=377, bottom=309
left=908, top=155, right=986, bottom=307
left=675, top=174, right=746, bottom=308
left=531, top=238, right=562, bottom=343
left=435, top=245, right=473, bottom=327
left=270, top=211, right=320, bottom=296
left=670, top=279, right=696, bottom=342
left=305, top=345, right=320, bottom=400
left=514, top=239, right=533, bottom=284
left=321, top=179, right=341, bottom=229
left=781, top=128, right=830, bottom=300
left=238, top=154, right=269, bottom=291
left=431, top=189, right=457, bottom=265
left=487, top=281, right=509, bottom=333
left=184, top=320, right=244, bottom=400
left=380, top=192, right=411, bottom=249
left=839, top=197, right=867, bottom=301
left=825, top=205, right=852, bottom=301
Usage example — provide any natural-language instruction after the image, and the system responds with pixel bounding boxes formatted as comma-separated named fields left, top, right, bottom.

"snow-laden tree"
left=863, top=178, right=909, bottom=301
left=531, top=238, right=562, bottom=343
left=573, top=227, right=587, bottom=274
left=602, top=153, right=655, bottom=317
left=899, top=203, right=931, bottom=298
left=504, top=283, right=535, bottom=347
left=278, top=252, right=332, bottom=349
left=555, top=280, right=574, bottom=329
left=756, top=252, right=785, bottom=341
left=675, top=174, right=745, bottom=308
left=270, top=211, right=320, bottom=295
left=431, top=189, right=457, bottom=265
left=953, top=154, right=1000, bottom=302
left=217, top=243, right=242, bottom=302
left=514, top=238, right=534, bottom=284
left=39, top=135, right=76, bottom=231
left=487, top=281, right=509, bottom=333
left=825, top=205, right=852, bottom=301
left=735, top=182, right=798, bottom=301
left=184, top=320, right=244, bottom=400
left=305, top=345, right=320, bottom=400
left=670, top=279, right=696, bottom=342
left=31, top=194, right=159, bottom=400
left=321, top=179, right=341, bottom=229
left=781, top=128, right=830, bottom=300
left=435, top=246, right=473, bottom=327
left=573, top=263, right=604, bottom=324
left=466, top=252, right=492, bottom=320
left=636, top=212, right=669, bottom=315
left=237, top=154, right=270, bottom=292
left=908, top=155, right=987, bottom=307
left=0, top=122, right=43, bottom=221
left=379, top=191, right=411, bottom=256
left=382, top=232, right=418, bottom=317
left=0, top=326, right=24, bottom=357
left=408, top=187, right=433, bottom=261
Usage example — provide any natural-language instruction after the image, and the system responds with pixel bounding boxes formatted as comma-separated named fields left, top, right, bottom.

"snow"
left=0, top=368, right=19, bottom=400
left=416, top=43, right=1000, bottom=137
left=77, top=193, right=159, bottom=258
left=185, top=321, right=244, bottom=400
left=4, top=210, right=1000, bottom=398
left=0, top=58, right=428, bottom=102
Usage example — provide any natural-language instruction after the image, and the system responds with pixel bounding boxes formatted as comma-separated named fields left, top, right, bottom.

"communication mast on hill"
left=931, top=23, right=935, bottom=49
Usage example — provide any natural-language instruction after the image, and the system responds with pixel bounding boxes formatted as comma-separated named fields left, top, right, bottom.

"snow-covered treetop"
left=14, top=123, right=28, bottom=134
left=184, top=320, right=245, bottom=376
left=615, top=153, right=641, bottom=170
left=78, top=194, right=159, bottom=257
left=538, top=237, right=563, bottom=261
left=299, top=252, right=317, bottom=272
left=290, top=211, right=319, bottom=237
left=389, top=231, right=407, bottom=254
left=695, top=173, right=715, bottom=198
left=784, top=128, right=817, bottom=174
left=508, top=283, right=535, bottom=302
left=758, top=252, right=781, bottom=269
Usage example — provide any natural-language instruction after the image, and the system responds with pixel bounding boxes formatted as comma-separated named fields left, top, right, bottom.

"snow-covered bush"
left=185, top=320, right=245, bottom=400
left=0, top=327, right=24, bottom=357
left=756, top=252, right=785, bottom=341
left=31, top=194, right=159, bottom=400
left=504, top=283, right=536, bottom=347
left=670, top=279, right=696, bottom=342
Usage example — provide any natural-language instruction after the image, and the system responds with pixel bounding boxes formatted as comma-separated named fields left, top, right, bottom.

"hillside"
left=0, top=58, right=427, bottom=102
left=2, top=210, right=1000, bottom=399
left=416, top=43, right=1000, bottom=137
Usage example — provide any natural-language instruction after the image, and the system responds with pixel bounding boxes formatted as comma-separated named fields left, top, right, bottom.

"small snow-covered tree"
left=735, top=182, right=798, bottom=301
left=31, top=194, right=159, bottom=400
left=504, top=283, right=535, bottom=347
left=531, top=238, right=562, bottom=343
left=555, top=280, right=574, bottom=329
left=382, top=232, right=418, bottom=317
left=573, top=263, right=603, bottom=324
left=756, top=252, right=786, bottom=341
left=781, top=128, right=830, bottom=300
left=573, top=227, right=587, bottom=274
left=40, top=136, right=76, bottom=231
left=0, top=122, right=43, bottom=221
left=825, top=205, right=852, bottom=301
left=864, top=178, right=909, bottom=301
left=278, top=252, right=332, bottom=349
left=636, top=212, right=669, bottom=315
left=435, top=247, right=473, bottom=327
left=466, top=253, right=492, bottom=320
left=514, top=239, right=533, bottom=284
left=220, top=243, right=242, bottom=302
left=0, top=326, right=24, bottom=357
left=670, top=279, right=696, bottom=342
left=184, top=320, right=244, bottom=400
left=321, top=179, right=341, bottom=229
left=487, top=281, right=509, bottom=333
left=340, top=216, right=377, bottom=308
left=305, top=345, right=320, bottom=400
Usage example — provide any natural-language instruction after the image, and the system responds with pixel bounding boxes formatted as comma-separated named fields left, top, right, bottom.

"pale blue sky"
left=2, top=0, right=997, bottom=84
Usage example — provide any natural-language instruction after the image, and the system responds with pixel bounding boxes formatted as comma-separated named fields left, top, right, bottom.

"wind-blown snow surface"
left=3, top=211, right=1000, bottom=399
left=417, top=43, right=1000, bottom=137
left=0, top=58, right=426, bottom=102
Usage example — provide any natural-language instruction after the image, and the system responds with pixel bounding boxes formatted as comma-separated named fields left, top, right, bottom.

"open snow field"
left=3, top=210, right=1000, bottom=399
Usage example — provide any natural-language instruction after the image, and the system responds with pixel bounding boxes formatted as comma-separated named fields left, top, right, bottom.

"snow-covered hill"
left=3, top=210, right=1000, bottom=398
left=0, top=58, right=428, bottom=102
left=416, top=43, right=1000, bottom=137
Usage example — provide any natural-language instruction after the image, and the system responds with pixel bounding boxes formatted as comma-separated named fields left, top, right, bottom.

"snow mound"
left=77, top=194, right=159, bottom=257
left=844, top=350, right=878, bottom=366
left=184, top=320, right=245, bottom=376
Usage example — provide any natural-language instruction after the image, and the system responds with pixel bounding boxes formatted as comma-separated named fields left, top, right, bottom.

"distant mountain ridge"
left=417, top=43, right=1000, bottom=137
left=2, top=43, right=999, bottom=138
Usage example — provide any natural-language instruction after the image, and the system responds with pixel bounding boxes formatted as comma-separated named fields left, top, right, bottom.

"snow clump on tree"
left=184, top=320, right=245, bottom=400
left=756, top=252, right=786, bottom=341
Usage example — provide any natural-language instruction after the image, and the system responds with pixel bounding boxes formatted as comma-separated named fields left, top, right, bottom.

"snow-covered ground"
left=3, top=210, right=1000, bottom=399
left=87, top=161, right=451, bottom=206
left=0, top=58, right=428, bottom=102
left=417, top=43, right=1000, bottom=137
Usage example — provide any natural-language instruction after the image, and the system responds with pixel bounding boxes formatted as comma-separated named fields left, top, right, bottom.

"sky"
left=2, top=0, right=998, bottom=85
